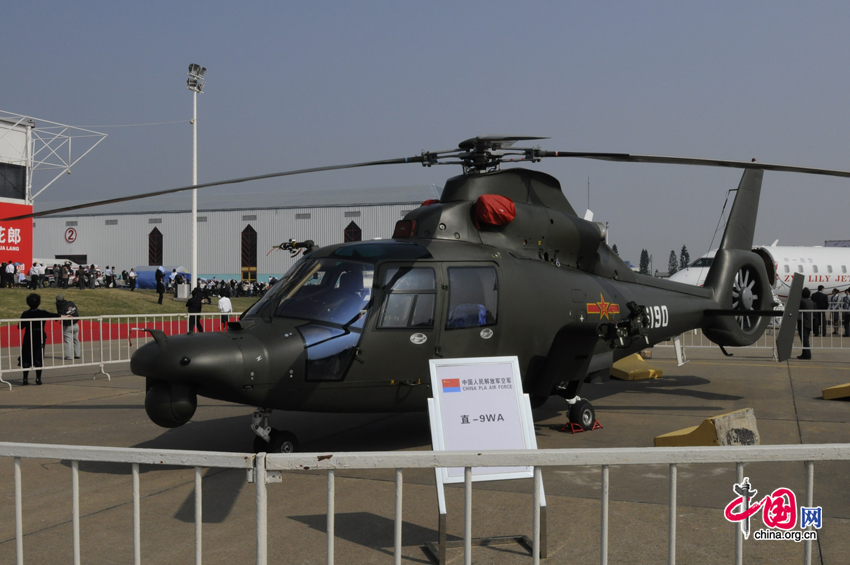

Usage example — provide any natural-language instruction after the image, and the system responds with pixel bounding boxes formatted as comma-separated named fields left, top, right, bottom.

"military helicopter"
left=12, top=135, right=848, bottom=453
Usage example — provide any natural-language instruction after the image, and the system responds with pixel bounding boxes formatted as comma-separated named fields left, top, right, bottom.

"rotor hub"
left=741, top=286, right=754, bottom=310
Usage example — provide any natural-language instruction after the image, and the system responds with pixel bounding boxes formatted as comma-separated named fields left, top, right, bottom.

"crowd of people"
left=0, top=261, right=132, bottom=290
left=796, top=285, right=850, bottom=360
left=1, top=261, right=276, bottom=299
left=12, top=271, right=275, bottom=385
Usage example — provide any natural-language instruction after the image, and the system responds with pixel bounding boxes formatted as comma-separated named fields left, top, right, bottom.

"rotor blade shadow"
left=581, top=375, right=744, bottom=403
left=173, top=468, right=246, bottom=524
left=289, top=511, right=446, bottom=560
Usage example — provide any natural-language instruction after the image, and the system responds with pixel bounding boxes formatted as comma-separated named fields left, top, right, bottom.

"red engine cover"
left=473, top=194, right=516, bottom=229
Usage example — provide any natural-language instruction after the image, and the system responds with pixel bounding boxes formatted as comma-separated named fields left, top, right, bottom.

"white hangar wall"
left=32, top=202, right=419, bottom=281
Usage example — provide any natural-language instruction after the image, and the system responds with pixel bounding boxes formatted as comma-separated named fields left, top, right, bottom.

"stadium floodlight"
left=187, top=63, right=205, bottom=93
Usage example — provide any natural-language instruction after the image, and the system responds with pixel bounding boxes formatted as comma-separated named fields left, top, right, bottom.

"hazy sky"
left=4, top=2, right=850, bottom=267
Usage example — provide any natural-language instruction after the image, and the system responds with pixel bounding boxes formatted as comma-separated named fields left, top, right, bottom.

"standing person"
left=88, top=265, right=97, bottom=289
left=828, top=288, right=841, bottom=334
left=55, top=294, right=81, bottom=361
left=217, top=287, right=233, bottom=330
left=76, top=265, right=86, bottom=290
left=104, top=266, right=113, bottom=288
left=155, top=266, right=165, bottom=304
left=797, top=288, right=814, bottom=360
left=843, top=288, right=850, bottom=338
left=811, top=285, right=829, bottom=337
left=28, top=262, right=38, bottom=290
left=5, top=260, right=16, bottom=288
left=186, top=287, right=209, bottom=333
left=61, top=263, right=70, bottom=289
left=128, top=268, right=137, bottom=291
left=19, top=293, right=63, bottom=385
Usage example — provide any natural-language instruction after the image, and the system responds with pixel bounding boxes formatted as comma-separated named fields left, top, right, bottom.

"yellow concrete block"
left=654, top=408, right=760, bottom=447
left=611, top=353, right=663, bottom=380
left=655, top=420, right=718, bottom=447
left=823, top=383, right=850, bottom=400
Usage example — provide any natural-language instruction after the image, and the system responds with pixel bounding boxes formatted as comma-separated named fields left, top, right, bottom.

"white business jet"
left=669, top=241, right=850, bottom=300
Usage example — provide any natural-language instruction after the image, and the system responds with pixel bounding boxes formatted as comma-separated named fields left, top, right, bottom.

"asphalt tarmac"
left=0, top=345, right=848, bottom=564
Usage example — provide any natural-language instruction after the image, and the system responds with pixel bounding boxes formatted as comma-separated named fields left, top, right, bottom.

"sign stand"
left=423, top=357, right=548, bottom=564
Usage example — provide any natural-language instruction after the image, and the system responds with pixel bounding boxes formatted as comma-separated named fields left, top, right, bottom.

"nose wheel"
left=569, top=399, right=596, bottom=430
left=251, top=409, right=300, bottom=453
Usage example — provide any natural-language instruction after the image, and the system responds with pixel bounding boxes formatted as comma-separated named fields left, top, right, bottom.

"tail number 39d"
left=647, top=305, right=669, bottom=329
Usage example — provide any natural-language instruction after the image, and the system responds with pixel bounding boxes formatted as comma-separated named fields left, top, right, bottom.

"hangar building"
left=32, top=185, right=439, bottom=282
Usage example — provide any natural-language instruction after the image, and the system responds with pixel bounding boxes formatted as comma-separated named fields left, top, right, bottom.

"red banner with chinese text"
left=0, top=201, right=33, bottom=269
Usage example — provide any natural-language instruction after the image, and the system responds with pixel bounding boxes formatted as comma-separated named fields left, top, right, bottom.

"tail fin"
left=702, top=170, right=775, bottom=346
left=715, top=169, right=763, bottom=252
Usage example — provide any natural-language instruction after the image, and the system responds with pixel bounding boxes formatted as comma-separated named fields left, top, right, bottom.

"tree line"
left=610, top=244, right=691, bottom=276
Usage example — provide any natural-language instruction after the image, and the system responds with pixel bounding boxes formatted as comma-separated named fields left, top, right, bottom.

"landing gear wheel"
left=253, top=429, right=299, bottom=453
left=569, top=399, right=595, bottom=431
left=268, top=430, right=298, bottom=453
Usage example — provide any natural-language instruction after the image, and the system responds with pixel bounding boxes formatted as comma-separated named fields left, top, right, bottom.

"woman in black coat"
left=19, top=293, right=63, bottom=385
left=155, top=266, right=165, bottom=304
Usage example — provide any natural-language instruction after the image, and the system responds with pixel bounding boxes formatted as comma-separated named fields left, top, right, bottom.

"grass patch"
left=0, top=287, right=259, bottom=319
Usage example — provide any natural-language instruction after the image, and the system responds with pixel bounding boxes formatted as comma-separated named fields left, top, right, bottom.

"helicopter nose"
left=130, top=332, right=244, bottom=386
left=131, top=332, right=246, bottom=428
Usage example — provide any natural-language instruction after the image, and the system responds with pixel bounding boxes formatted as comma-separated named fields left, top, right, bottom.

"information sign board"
left=428, top=356, right=538, bottom=484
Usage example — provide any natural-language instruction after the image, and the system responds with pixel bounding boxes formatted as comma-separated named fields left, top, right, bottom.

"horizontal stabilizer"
left=776, top=273, right=805, bottom=362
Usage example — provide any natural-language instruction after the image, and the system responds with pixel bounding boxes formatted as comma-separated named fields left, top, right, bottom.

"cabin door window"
left=446, top=266, right=499, bottom=329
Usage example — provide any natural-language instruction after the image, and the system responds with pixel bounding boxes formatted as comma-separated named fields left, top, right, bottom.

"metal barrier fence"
left=657, top=308, right=849, bottom=352
left=0, top=306, right=846, bottom=389
left=2, top=442, right=847, bottom=565
left=0, top=313, right=241, bottom=389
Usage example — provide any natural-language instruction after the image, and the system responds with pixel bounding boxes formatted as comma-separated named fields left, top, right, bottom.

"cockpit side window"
left=446, top=267, right=498, bottom=329
left=377, top=267, right=436, bottom=329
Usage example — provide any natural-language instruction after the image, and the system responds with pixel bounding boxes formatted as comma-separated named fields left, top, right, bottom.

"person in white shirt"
left=28, top=263, right=38, bottom=290
left=218, top=287, right=233, bottom=331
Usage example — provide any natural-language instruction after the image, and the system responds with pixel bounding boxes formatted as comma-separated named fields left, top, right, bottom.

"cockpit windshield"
left=244, top=258, right=374, bottom=327
left=689, top=257, right=714, bottom=268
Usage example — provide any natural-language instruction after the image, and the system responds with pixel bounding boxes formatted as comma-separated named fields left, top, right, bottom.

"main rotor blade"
left=5, top=155, right=426, bottom=221
left=538, top=151, right=850, bottom=178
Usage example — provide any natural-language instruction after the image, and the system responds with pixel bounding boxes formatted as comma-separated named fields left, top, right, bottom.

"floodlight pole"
left=187, top=64, right=205, bottom=289
left=192, top=88, right=198, bottom=289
